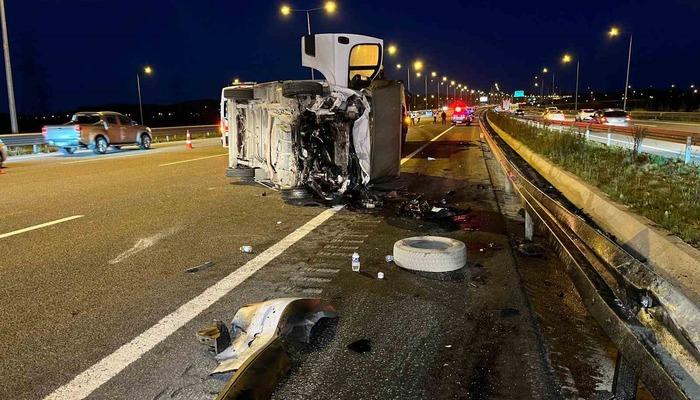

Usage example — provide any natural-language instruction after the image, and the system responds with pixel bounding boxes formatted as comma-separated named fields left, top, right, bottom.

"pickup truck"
left=42, top=111, right=152, bottom=155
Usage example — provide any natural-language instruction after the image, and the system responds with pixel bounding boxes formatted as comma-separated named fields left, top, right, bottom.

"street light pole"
left=0, top=0, right=17, bottom=133
left=623, top=34, right=632, bottom=111
left=575, top=60, right=580, bottom=111
left=136, top=73, right=144, bottom=125
left=306, top=11, right=314, bottom=79
left=424, top=74, right=428, bottom=109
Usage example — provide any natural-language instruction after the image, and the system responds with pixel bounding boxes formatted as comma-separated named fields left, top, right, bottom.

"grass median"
left=488, top=111, right=700, bottom=247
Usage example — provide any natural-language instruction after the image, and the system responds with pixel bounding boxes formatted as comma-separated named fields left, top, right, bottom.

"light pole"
left=609, top=26, right=633, bottom=111
left=441, top=76, right=447, bottom=107
left=280, top=1, right=337, bottom=79
left=413, top=60, right=423, bottom=108
left=450, top=80, right=455, bottom=102
left=0, top=0, right=17, bottom=133
left=541, top=67, right=548, bottom=98
left=431, top=71, right=437, bottom=108
left=137, top=66, right=153, bottom=125
left=562, top=54, right=580, bottom=111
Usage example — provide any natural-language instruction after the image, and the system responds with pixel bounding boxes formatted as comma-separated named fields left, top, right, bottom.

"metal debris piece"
left=196, top=320, right=231, bottom=355
left=240, top=245, right=253, bottom=253
left=347, top=338, right=372, bottom=353
left=377, top=272, right=384, bottom=279
left=212, top=298, right=337, bottom=375
left=185, top=261, right=215, bottom=273
left=385, top=255, right=394, bottom=263
left=517, top=242, right=545, bottom=257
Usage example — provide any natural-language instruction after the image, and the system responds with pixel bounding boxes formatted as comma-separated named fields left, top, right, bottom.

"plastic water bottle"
left=351, top=252, right=360, bottom=272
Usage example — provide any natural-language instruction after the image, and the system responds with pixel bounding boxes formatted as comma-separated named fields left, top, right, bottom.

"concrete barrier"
left=487, top=114, right=700, bottom=304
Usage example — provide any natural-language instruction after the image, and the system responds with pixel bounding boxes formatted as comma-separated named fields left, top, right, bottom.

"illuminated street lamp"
left=387, top=44, right=397, bottom=56
left=137, top=65, right=153, bottom=124
left=609, top=26, right=633, bottom=111
left=562, top=53, right=580, bottom=110
left=0, top=0, right=17, bottom=132
left=280, top=2, right=338, bottom=78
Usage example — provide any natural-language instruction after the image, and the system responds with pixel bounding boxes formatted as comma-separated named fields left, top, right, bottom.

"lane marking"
left=61, top=151, right=161, bottom=165
left=401, top=126, right=455, bottom=165
left=44, top=206, right=342, bottom=400
left=158, top=153, right=227, bottom=167
left=0, top=215, right=84, bottom=240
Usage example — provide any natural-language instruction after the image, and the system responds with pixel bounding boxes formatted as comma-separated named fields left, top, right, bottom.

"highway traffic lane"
left=0, top=138, right=326, bottom=399
left=83, top=124, right=558, bottom=399
left=1, top=124, right=453, bottom=399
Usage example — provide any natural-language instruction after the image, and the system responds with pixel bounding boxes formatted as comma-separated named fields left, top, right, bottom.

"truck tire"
left=60, top=147, right=76, bottom=155
left=227, top=88, right=254, bottom=100
left=282, top=81, right=323, bottom=98
left=226, top=166, right=255, bottom=184
left=393, top=236, right=466, bottom=273
left=94, top=136, right=108, bottom=154
left=139, top=133, right=152, bottom=150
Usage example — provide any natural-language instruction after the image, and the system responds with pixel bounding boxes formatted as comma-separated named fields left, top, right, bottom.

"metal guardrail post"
left=612, top=353, right=639, bottom=400
left=684, top=136, right=693, bottom=164
left=32, top=144, right=39, bottom=154
left=524, top=209, right=534, bottom=241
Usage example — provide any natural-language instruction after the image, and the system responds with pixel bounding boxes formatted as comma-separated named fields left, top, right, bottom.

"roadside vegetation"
left=488, top=111, right=700, bottom=246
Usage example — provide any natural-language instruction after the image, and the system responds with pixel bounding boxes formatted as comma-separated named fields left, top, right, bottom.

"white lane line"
left=0, top=215, right=84, bottom=240
left=400, top=126, right=455, bottom=165
left=61, top=151, right=160, bottom=165
left=44, top=206, right=342, bottom=400
left=158, top=153, right=227, bottom=167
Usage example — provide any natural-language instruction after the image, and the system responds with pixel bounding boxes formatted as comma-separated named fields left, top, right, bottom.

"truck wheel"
left=60, top=147, right=76, bottom=155
left=94, top=136, right=108, bottom=154
left=139, top=134, right=151, bottom=150
left=226, top=166, right=255, bottom=183
left=282, top=81, right=324, bottom=98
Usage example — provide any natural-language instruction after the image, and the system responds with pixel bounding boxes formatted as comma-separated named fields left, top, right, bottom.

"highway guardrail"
left=0, top=124, right=218, bottom=154
left=481, top=111, right=700, bottom=400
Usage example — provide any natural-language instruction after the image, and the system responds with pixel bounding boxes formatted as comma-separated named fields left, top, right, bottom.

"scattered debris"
left=377, top=272, right=384, bottom=279
left=261, top=192, right=267, bottom=197
left=347, top=339, right=372, bottom=353
left=240, top=245, right=253, bottom=254
left=196, top=320, right=231, bottom=355
left=427, top=157, right=436, bottom=161
left=640, top=293, right=653, bottom=308
left=446, top=190, right=456, bottom=196
left=517, top=242, right=545, bottom=257
left=557, top=291, right=565, bottom=299
left=445, top=344, right=452, bottom=348
left=385, top=255, right=394, bottom=263
left=431, top=207, right=445, bottom=213
left=277, top=221, right=282, bottom=225
left=351, top=252, right=361, bottom=272
left=209, top=298, right=337, bottom=399
left=185, top=261, right=216, bottom=273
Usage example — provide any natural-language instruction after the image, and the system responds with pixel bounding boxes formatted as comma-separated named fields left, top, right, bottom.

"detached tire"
left=282, top=81, right=324, bottom=98
left=393, top=236, right=466, bottom=273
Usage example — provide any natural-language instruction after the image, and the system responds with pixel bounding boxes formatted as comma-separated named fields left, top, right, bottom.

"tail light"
left=219, top=119, right=229, bottom=134
left=41, top=126, right=47, bottom=137
left=74, top=124, right=82, bottom=133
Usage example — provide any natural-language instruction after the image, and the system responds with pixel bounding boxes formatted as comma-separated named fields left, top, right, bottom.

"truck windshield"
left=71, top=115, right=101, bottom=124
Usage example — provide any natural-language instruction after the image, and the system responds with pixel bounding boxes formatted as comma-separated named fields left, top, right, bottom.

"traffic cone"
left=185, top=130, right=193, bottom=149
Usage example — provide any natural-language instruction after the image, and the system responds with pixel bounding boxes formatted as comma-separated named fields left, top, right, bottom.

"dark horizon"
left=0, top=0, right=698, bottom=115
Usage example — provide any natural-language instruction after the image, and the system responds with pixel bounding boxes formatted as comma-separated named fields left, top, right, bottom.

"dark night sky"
left=2, top=0, right=699, bottom=113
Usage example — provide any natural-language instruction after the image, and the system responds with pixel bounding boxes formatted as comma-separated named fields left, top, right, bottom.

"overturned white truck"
left=222, top=33, right=408, bottom=204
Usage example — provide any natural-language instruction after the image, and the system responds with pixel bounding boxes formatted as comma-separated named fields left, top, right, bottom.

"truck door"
left=104, top=114, right=121, bottom=143
left=118, top=115, right=137, bottom=143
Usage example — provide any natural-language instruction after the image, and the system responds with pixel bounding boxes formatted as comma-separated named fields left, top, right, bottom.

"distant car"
left=575, top=109, right=595, bottom=122
left=451, top=105, right=474, bottom=125
left=0, top=138, right=7, bottom=168
left=514, top=109, right=525, bottom=117
left=543, top=109, right=566, bottom=121
left=43, top=112, right=152, bottom=155
left=592, top=109, right=630, bottom=126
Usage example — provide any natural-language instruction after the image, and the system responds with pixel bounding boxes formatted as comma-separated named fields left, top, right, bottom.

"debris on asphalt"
left=385, top=255, right=394, bottom=263
left=427, top=156, right=436, bottom=161
left=240, top=245, right=253, bottom=254
left=446, top=190, right=456, bottom=196
left=261, top=191, right=267, bottom=197
left=517, top=242, right=545, bottom=257
left=210, top=298, right=337, bottom=399
left=445, top=344, right=452, bottom=348
left=196, top=320, right=231, bottom=355
left=431, top=207, right=445, bottom=213
left=377, top=272, right=384, bottom=279
left=351, top=252, right=361, bottom=272
left=185, top=261, right=216, bottom=273
left=640, top=293, right=653, bottom=308
left=277, top=221, right=282, bottom=225
left=347, top=338, right=372, bottom=353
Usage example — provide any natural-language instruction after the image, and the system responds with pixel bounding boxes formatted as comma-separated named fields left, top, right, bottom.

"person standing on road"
left=433, top=112, right=437, bottom=124
left=441, top=110, right=447, bottom=125
left=411, top=113, right=416, bottom=126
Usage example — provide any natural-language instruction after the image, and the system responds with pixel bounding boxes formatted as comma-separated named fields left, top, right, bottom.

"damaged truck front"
left=223, top=33, right=406, bottom=204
